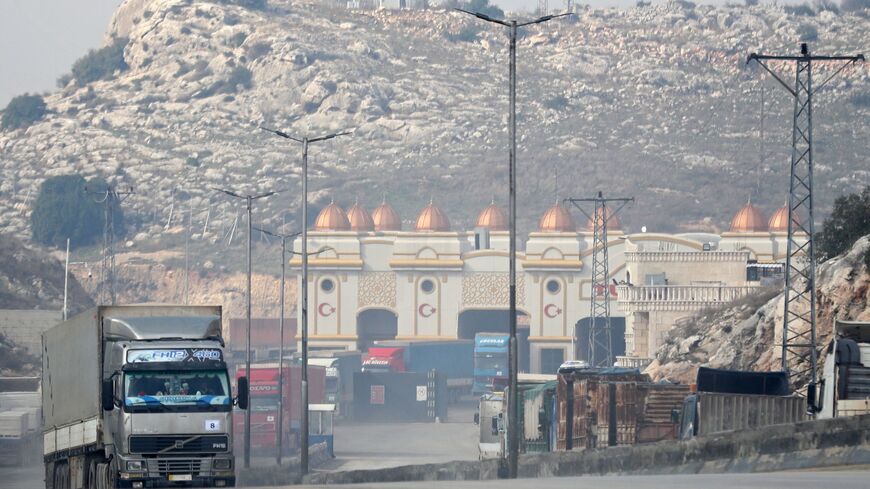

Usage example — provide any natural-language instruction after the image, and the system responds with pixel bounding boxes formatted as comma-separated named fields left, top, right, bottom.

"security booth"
left=309, top=403, right=336, bottom=457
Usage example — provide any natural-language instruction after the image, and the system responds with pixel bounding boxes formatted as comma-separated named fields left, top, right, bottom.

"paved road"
left=284, top=470, right=870, bottom=489
left=317, top=398, right=479, bottom=472
left=0, top=464, right=42, bottom=489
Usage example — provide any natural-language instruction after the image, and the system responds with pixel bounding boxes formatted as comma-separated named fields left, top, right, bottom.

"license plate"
left=169, top=474, right=193, bottom=481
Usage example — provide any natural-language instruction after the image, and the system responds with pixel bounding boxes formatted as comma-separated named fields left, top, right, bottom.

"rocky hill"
left=647, top=235, right=870, bottom=389
left=0, top=234, right=93, bottom=312
left=0, top=0, right=867, bottom=247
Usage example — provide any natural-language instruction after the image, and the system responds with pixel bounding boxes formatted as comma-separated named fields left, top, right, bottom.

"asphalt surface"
left=287, top=470, right=870, bottom=489
left=0, top=464, right=42, bottom=489
left=316, top=398, right=479, bottom=472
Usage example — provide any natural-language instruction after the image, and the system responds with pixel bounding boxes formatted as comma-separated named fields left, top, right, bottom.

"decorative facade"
left=291, top=199, right=803, bottom=373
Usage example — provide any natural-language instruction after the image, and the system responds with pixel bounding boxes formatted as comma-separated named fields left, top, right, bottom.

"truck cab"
left=361, top=347, right=405, bottom=373
left=814, top=320, right=870, bottom=418
left=473, top=334, right=509, bottom=395
left=473, top=392, right=505, bottom=460
left=309, top=358, right=340, bottom=404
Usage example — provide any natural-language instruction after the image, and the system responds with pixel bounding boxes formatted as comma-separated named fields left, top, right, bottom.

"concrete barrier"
left=305, top=414, right=870, bottom=485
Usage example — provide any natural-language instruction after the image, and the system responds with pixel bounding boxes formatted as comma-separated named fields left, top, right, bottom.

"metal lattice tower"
left=566, top=192, right=633, bottom=366
left=748, top=44, right=863, bottom=389
left=538, top=0, right=548, bottom=15
left=88, top=184, right=133, bottom=305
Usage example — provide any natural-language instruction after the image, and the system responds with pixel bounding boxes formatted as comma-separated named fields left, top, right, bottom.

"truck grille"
left=130, top=435, right=229, bottom=454
left=146, top=458, right=205, bottom=476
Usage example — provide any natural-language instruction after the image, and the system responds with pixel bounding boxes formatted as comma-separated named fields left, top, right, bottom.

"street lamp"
left=455, top=8, right=572, bottom=479
left=260, top=127, right=352, bottom=475
left=214, top=188, right=276, bottom=469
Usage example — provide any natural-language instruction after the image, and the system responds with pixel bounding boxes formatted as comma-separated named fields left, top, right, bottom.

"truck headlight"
left=125, top=460, right=144, bottom=472
left=213, top=458, right=232, bottom=470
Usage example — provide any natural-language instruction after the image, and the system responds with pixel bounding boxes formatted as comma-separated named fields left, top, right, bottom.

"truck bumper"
left=117, top=475, right=235, bottom=488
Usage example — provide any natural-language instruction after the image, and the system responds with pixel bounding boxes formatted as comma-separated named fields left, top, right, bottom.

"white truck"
left=42, top=305, right=248, bottom=489
left=473, top=392, right=504, bottom=460
left=812, top=319, right=870, bottom=418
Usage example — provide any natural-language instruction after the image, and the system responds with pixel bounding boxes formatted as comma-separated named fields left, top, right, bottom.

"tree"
left=816, top=186, right=870, bottom=262
left=69, top=38, right=129, bottom=87
left=1, top=94, right=47, bottom=130
left=30, top=175, right=125, bottom=249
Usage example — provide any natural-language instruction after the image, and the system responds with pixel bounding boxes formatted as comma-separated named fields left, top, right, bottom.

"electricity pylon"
left=86, top=184, right=133, bottom=305
left=566, top=192, right=633, bottom=367
left=748, top=43, right=864, bottom=391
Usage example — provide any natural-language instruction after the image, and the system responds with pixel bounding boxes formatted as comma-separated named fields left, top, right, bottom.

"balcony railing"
left=616, top=284, right=758, bottom=304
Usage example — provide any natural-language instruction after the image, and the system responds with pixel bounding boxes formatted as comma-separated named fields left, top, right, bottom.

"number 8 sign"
left=205, top=419, right=221, bottom=431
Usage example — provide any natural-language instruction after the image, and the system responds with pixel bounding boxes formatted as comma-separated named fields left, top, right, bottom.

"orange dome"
left=313, top=201, right=350, bottom=231
left=415, top=201, right=450, bottom=232
left=371, top=201, right=402, bottom=231
left=539, top=203, right=575, bottom=232
left=475, top=202, right=508, bottom=231
left=729, top=200, right=768, bottom=233
left=769, top=202, right=798, bottom=232
left=346, top=202, right=374, bottom=232
left=585, top=206, right=621, bottom=231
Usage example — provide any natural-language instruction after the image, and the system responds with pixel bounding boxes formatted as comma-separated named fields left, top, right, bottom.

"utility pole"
left=86, top=184, right=133, bottom=305
left=748, top=44, right=864, bottom=392
left=456, top=8, right=572, bottom=479
left=565, top=193, right=633, bottom=367
left=63, top=238, right=70, bottom=321
left=215, top=188, right=275, bottom=468
left=254, top=227, right=301, bottom=465
left=261, top=126, right=351, bottom=475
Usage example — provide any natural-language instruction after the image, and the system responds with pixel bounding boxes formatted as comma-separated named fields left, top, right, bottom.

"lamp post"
left=261, top=127, right=352, bottom=475
left=214, top=188, right=276, bottom=469
left=455, top=8, right=571, bottom=479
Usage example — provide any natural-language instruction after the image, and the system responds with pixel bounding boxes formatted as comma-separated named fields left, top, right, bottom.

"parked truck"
left=307, top=350, right=362, bottom=417
left=362, top=340, right=474, bottom=401
left=676, top=367, right=805, bottom=439
left=232, top=363, right=325, bottom=454
left=41, top=305, right=247, bottom=489
left=812, top=319, right=870, bottom=418
left=473, top=334, right=509, bottom=395
left=0, top=376, right=41, bottom=466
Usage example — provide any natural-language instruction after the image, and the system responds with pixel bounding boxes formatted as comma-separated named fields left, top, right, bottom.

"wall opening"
left=574, top=316, right=626, bottom=365
left=356, top=309, right=398, bottom=352
left=458, top=309, right=530, bottom=372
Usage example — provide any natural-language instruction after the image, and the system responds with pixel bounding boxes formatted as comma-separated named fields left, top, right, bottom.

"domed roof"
left=475, top=202, right=508, bottom=231
left=313, top=201, right=350, bottom=231
left=371, top=200, right=402, bottom=231
left=415, top=200, right=450, bottom=232
left=346, top=202, right=374, bottom=232
left=585, top=206, right=621, bottom=231
left=539, top=203, right=575, bottom=232
left=768, top=202, right=798, bottom=232
left=729, top=200, right=768, bottom=233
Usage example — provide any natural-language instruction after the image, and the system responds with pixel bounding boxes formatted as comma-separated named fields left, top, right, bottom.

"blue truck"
left=473, top=333, right=510, bottom=394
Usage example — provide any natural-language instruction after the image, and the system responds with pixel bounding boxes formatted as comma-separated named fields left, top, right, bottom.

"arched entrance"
left=574, top=317, right=626, bottom=366
left=458, top=309, right=529, bottom=373
left=356, top=309, right=398, bottom=352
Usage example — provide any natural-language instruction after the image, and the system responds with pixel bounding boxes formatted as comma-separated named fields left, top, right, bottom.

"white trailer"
left=813, top=320, right=870, bottom=418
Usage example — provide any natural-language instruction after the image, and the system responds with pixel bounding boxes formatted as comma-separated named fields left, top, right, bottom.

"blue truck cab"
left=473, top=334, right=510, bottom=394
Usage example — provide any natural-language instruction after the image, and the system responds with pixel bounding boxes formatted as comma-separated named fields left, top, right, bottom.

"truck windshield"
left=124, top=370, right=230, bottom=412
left=325, top=377, right=339, bottom=393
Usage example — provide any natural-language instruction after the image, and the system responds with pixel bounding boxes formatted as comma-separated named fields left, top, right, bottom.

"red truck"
left=234, top=363, right=326, bottom=454
left=361, top=341, right=474, bottom=402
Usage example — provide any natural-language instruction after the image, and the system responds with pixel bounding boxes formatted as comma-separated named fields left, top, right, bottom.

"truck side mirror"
left=102, top=379, right=115, bottom=411
left=670, top=408, right=681, bottom=423
left=473, top=413, right=480, bottom=425
left=237, top=376, right=249, bottom=410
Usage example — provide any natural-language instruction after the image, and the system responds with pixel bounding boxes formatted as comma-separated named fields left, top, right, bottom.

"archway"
left=356, top=309, right=398, bottom=352
left=458, top=309, right=530, bottom=373
left=574, top=316, right=626, bottom=366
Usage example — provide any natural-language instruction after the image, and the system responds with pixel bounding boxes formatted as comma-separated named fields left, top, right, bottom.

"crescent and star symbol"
left=544, top=304, right=562, bottom=318
left=318, top=303, right=335, bottom=317
left=418, top=303, right=437, bottom=318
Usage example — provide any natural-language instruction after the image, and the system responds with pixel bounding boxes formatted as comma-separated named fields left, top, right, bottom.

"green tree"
left=816, top=186, right=870, bottom=262
left=30, top=175, right=125, bottom=249
left=69, top=38, right=129, bottom=87
left=1, top=94, right=47, bottom=130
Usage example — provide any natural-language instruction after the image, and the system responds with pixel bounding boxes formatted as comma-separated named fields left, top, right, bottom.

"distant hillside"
left=0, top=0, right=867, bottom=247
left=0, top=233, right=93, bottom=312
